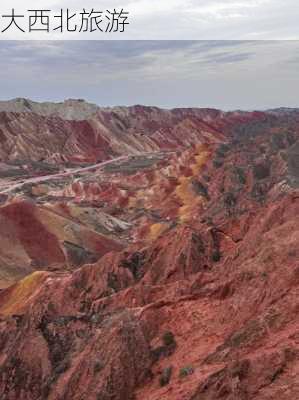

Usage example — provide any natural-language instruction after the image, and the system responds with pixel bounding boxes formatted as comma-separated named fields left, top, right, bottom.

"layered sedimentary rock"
left=0, top=100, right=298, bottom=399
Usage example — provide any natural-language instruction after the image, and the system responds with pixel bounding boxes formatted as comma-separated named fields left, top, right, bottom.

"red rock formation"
left=0, top=198, right=123, bottom=288
left=0, top=102, right=299, bottom=399
left=0, top=99, right=267, bottom=165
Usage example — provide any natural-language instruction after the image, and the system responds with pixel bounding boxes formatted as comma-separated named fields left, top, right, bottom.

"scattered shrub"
left=212, top=250, right=221, bottom=263
left=159, top=366, right=173, bottom=387
left=179, top=365, right=194, bottom=378
left=162, top=331, right=175, bottom=347
left=151, top=331, right=177, bottom=362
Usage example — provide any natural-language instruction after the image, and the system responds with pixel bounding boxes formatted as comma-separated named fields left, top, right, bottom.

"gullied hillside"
left=0, top=98, right=266, bottom=164
left=0, top=100, right=298, bottom=400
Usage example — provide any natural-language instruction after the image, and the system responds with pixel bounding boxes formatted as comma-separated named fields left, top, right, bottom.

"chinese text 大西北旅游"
left=0, top=8, right=130, bottom=33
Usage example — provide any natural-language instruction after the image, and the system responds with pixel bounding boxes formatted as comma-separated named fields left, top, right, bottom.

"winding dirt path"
left=0, top=155, right=131, bottom=194
left=0, top=151, right=172, bottom=195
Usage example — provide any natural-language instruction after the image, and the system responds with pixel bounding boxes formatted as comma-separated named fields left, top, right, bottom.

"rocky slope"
left=0, top=100, right=298, bottom=399
left=0, top=98, right=265, bottom=165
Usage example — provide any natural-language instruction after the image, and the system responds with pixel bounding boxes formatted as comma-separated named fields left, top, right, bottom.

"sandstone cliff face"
left=0, top=102, right=298, bottom=400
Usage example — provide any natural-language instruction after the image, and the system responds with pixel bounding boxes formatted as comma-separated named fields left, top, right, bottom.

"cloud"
left=0, top=40, right=298, bottom=110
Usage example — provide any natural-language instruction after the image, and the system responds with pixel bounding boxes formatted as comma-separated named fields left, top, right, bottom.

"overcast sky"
left=0, top=40, right=299, bottom=110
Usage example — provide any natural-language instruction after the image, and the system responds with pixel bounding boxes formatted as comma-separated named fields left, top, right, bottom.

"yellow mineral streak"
left=147, top=222, right=168, bottom=241
left=0, top=271, right=48, bottom=316
left=175, top=145, right=210, bottom=222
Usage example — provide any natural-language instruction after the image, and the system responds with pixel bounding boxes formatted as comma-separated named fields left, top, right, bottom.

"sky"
left=0, top=40, right=299, bottom=110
